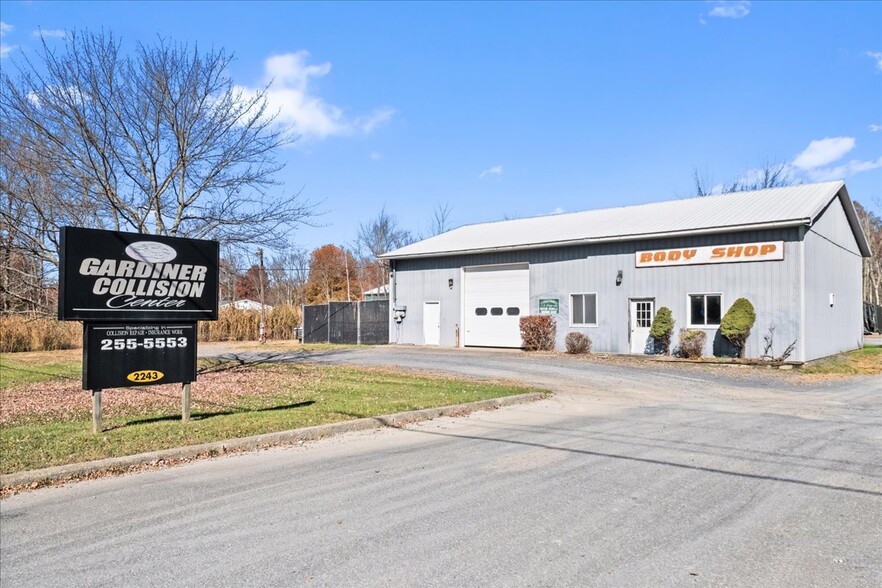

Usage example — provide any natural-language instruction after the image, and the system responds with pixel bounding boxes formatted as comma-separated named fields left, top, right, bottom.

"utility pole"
left=258, top=248, right=267, bottom=344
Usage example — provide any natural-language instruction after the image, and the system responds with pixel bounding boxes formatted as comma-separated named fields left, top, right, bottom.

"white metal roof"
left=382, top=181, right=871, bottom=259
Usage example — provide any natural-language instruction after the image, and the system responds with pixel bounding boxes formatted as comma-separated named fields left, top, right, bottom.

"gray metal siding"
left=393, top=228, right=804, bottom=359
left=803, top=199, right=864, bottom=360
left=389, top=266, right=461, bottom=346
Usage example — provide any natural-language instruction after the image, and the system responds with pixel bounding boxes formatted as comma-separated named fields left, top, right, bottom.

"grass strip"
left=1, top=363, right=533, bottom=474
left=800, top=346, right=882, bottom=376
left=0, top=356, right=81, bottom=388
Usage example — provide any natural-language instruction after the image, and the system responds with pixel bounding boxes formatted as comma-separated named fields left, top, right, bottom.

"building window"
left=689, top=294, right=722, bottom=327
left=506, top=307, right=520, bottom=316
left=490, top=307, right=504, bottom=316
left=475, top=307, right=487, bottom=316
left=570, top=293, right=598, bottom=326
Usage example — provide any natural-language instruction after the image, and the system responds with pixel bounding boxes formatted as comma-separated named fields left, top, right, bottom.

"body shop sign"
left=59, top=227, right=219, bottom=321
left=635, top=241, right=784, bottom=268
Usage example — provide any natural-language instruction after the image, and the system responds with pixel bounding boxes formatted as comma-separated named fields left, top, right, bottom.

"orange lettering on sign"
left=727, top=246, right=743, bottom=258
left=683, top=249, right=696, bottom=260
left=669, top=250, right=681, bottom=261
left=711, top=247, right=725, bottom=259
left=744, top=245, right=758, bottom=256
left=654, top=251, right=665, bottom=262
left=760, top=243, right=776, bottom=255
left=640, top=252, right=653, bottom=263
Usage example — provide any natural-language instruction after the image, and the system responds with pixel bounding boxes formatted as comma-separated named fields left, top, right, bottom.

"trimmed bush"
left=565, top=332, right=592, bottom=354
left=519, top=315, right=556, bottom=351
left=678, top=329, right=706, bottom=359
left=720, top=297, right=756, bottom=357
left=649, top=306, right=675, bottom=354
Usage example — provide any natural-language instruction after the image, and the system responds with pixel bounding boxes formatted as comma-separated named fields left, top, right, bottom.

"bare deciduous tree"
left=428, top=201, right=453, bottom=236
left=0, top=30, right=315, bottom=313
left=693, top=161, right=793, bottom=197
left=267, top=248, right=310, bottom=308
left=854, top=201, right=882, bottom=306
left=356, top=206, right=414, bottom=292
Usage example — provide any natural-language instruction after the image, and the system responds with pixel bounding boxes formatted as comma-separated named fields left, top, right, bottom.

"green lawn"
left=0, top=355, right=81, bottom=388
left=800, top=346, right=882, bottom=376
left=1, top=358, right=535, bottom=474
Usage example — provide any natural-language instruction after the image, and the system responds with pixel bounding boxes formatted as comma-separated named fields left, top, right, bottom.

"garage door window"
left=688, top=293, right=722, bottom=327
left=570, top=293, right=598, bottom=326
left=475, top=307, right=488, bottom=316
left=490, top=307, right=504, bottom=316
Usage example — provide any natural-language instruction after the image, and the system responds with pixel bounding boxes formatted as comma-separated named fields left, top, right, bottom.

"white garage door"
left=463, top=264, right=529, bottom=348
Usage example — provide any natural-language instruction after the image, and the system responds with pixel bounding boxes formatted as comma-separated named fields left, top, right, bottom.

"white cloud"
left=870, top=124, right=882, bottom=132
left=787, top=136, right=881, bottom=182
left=356, top=108, right=395, bottom=134
left=866, top=51, right=882, bottom=71
left=803, top=156, right=882, bottom=182
left=478, top=165, right=503, bottom=179
left=32, top=29, right=66, bottom=39
left=699, top=15, right=707, bottom=26
left=0, top=21, right=13, bottom=58
left=236, top=51, right=395, bottom=141
left=549, top=207, right=565, bottom=215
left=370, top=152, right=382, bottom=161
left=708, top=1, right=751, bottom=19
left=791, top=137, right=856, bottom=170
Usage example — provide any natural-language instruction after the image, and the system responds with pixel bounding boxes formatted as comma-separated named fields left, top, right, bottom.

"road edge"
left=1, top=391, right=546, bottom=491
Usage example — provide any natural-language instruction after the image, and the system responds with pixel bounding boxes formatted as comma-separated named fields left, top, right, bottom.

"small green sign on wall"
left=539, top=298, right=560, bottom=315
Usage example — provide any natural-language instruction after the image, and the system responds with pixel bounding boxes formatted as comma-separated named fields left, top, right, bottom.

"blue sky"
left=1, top=1, right=881, bottom=255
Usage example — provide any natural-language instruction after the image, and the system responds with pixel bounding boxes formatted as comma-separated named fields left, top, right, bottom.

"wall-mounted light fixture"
left=448, top=278, right=454, bottom=289
left=616, top=270, right=623, bottom=286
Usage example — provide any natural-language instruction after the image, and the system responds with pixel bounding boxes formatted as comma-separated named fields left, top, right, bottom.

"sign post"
left=182, top=383, right=191, bottom=423
left=58, top=227, right=218, bottom=433
left=92, top=390, right=102, bottom=434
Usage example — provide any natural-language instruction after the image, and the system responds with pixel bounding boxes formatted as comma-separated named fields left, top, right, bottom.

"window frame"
left=686, top=292, right=724, bottom=328
left=569, top=292, right=599, bottom=327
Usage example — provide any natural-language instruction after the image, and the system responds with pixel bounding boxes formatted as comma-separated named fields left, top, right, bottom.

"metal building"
left=380, top=181, right=871, bottom=362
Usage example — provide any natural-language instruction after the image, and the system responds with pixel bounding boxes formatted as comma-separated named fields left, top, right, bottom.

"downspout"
left=799, top=226, right=807, bottom=363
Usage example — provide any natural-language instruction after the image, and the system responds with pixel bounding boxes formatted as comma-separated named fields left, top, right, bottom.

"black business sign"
left=59, top=227, right=219, bottom=322
left=83, top=323, right=197, bottom=390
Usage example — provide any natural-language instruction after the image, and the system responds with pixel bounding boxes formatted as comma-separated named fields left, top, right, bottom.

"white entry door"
left=423, top=301, right=441, bottom=345
left=630, top=299, right=654, bottom=354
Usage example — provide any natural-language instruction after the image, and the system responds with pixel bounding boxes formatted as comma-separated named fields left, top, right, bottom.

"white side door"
left=423, top=301, right=441, bottom=345
left=630, top=299, right=654, bottom=354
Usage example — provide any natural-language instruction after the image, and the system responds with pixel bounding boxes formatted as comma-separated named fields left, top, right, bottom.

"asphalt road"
left=2, top=347, right=880, bottom=587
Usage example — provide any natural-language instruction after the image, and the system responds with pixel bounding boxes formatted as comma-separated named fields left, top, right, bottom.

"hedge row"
left=1, top=306, right=304, bottom=352
left=0, top=316, right=82, bottom=352
left=196, top=306, right=301, bottom=342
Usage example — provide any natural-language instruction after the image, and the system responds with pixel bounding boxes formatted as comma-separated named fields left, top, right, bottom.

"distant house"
left=363, top=284, right=390, bottom=301
left=220, top=299, right=273, bottom=312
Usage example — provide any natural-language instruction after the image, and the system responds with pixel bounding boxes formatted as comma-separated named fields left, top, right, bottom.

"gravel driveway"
left=2, top=345, right=880, bottom=587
